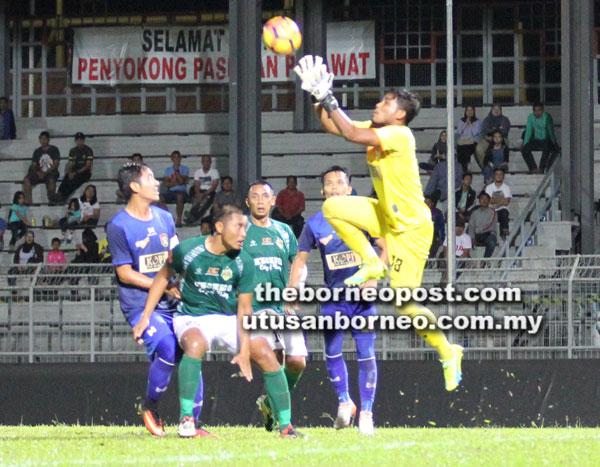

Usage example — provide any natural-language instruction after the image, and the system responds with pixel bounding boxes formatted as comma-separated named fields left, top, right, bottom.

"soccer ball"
left=263, top=16, right=302, bottom=55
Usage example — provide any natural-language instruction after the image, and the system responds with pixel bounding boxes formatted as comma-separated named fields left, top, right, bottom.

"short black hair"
left=51, top=237, right=61, bottom=244
left=478, top=190, right=491, bottom=200
left=222, top=176, right=233, bottom=184
left=39, top=130, right=50, bottom=139
left=117, top=163, right=148, bottom=200
left=286, top=175, right=297, bottom=184
left=320, top=165, right=351, bottom=186
left=248, top=179, right=274, bottom=196
left=171, top=150, right=181, bottom=158
left=494, top=167, right=506, bottom=174
left=462, top=172, right=473, bottom=180
left=387, top=88, right=421, bottom=125
left=456, top=218, right=466, bottom=228
left=214, top=204, right=244, bottom=223
left=130, top=153, right=143, bottom=161
left=533, top=102, right=544, bottom=110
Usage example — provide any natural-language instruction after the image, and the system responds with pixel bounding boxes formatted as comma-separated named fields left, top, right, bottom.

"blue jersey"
left=298, top=211, right=377, bottom=289
left=107, top=206, right=179, bottom=319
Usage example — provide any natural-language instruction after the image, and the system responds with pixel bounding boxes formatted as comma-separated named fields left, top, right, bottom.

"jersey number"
left=390, top=255, right=403, bottom=273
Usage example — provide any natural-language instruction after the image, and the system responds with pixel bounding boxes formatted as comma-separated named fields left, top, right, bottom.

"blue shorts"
left=128, top=311, right=177, bottom=361
left=320, top=300, right=376, bottom=339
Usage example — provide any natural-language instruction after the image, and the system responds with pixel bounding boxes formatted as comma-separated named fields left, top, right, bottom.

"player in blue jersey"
left=106, top=162, right=206, bottom=438
left=289, top=166, right=386, bottom=435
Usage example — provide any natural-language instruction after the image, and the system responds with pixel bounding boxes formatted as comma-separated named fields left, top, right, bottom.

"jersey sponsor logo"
left=193, top=281, right=233, bottom=299
left=262, top=237, right=273, bottom=246
left=135, top=237, right=150, bottom=249
left=319, top=234, right=333, bottom=245
left=206, top=267, right=220, bottom=277
left=276, top=238, right=284, bottom=250
left=221, top=266, right=233, bottom=281
left=325, top=251, right=362, bottom=270
left=366, top=382, right=376, bottom=388
left=160, top=233, right=169, bottom=247
left=139, top=251, right=169, bottom=273
left=254, top=256, right=283, bottom=272
left=147, top=226, right=157, bottom=236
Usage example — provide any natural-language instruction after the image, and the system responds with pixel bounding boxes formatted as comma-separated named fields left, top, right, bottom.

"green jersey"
left=243, top=217, right=298, bottom=313
left=167, top=235, right=255, bottom=316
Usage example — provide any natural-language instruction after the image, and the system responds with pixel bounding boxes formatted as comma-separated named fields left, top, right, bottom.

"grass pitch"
left=1, top=425, right=599, bottom=466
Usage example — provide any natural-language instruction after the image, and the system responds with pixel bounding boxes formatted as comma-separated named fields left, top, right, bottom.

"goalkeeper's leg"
left=322, top=196, right=387, bottom=285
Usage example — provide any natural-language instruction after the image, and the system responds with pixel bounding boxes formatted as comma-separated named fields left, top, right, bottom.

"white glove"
left=294, top=55, right=333, bottom=101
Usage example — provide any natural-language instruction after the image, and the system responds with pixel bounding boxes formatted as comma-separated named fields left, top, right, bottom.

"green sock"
left=178, top=355, right=202, bottom=420
left=264, top=367, right=291, bottom=428
left=284, top=366, right=303, bottom=391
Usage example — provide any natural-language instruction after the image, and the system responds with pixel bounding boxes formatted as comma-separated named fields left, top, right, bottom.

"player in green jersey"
left=134, top=205, right=303, bottom=438
left=243, top=180, right=307, bottom=431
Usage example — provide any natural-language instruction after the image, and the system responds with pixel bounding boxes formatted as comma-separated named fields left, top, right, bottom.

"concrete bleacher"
left=0, top=105, right=580, bottom=267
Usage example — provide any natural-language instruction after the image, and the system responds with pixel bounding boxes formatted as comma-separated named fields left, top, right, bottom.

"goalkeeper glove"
left=294, top=55, right=339, bottom=113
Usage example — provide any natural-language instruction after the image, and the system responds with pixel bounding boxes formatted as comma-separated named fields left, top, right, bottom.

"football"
left=262, top=16, right=302, bottom=55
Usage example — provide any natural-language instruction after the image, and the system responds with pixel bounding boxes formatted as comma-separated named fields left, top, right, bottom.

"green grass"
left=1, top=426, right=599, bottom=466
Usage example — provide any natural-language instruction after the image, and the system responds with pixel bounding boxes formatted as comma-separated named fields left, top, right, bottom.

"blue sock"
left=193, top=372, right=204, bottom=421
left=146, top=337, right=176, bottom=403
left=356, top=334, right=377, bottom=413
left=324, top=330, right=350, bottom=403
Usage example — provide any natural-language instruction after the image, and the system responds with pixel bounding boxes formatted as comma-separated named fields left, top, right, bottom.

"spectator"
left=441, top=218, right=472, bottom=282
left=0, top=205, right=6, bottom=251
left=482, top=130, right=510, bottom=185
left=59, top=198, right=82, bottom=244
left=80, top=184, right=101, bottom=226
left=520, top=102, right=559, bottom=174
left=425, top=195, right=445, bottom=258
left=475, top=104, right=511, bottom=169
left=39, top=237, right=67, bottom=292
left=159, top=150, right=189, bottom=227
left=116, top=154, right=143, bottom=202
left=467, top=191, right=497, bottom=258
left=485, top=168, right=512, bottom=240
left=456, top=105, right=482, bottom=172
left=272, top=175, right=306, bottom=237
left=67, top=228, right=101, bottom=291
left=7, top=191, right=29, bottom=251
left=200, top=217, right=213, bottom=236
left=455, top=172, right=476, bottom=223
left=0, top=97, right=16, bottom=140
left=8, top=231, right=43, bottom=288
left=23, top=131, right=61, bottom=205
left=419, top=130, right=447, bottom=173
left=98, top=225, right=112, bottom=263
left=424, top=152, right=464, bottom=202
left=53, top=132, right=94, bottom=203
left=212, top=176, right=241, bottom=212
left=185, top=154, right=219, bottom=225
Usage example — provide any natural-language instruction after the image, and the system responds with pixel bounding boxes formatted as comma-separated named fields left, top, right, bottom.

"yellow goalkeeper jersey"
left=354, top=120, right=430, bottom=232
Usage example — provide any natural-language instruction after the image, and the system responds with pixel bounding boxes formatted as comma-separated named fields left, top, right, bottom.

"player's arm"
left=315, top=103, right=342, bottom=136
left=288, top=250, right=309, bottom=288
left=326, top=107, right=380, bottom=147
left=132, top=264, right=174, bottom=342
left=231, top=291, right=253, bottom=382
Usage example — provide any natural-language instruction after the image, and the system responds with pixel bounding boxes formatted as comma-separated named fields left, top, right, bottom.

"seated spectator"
left=455, top=172, right=476, bottom=223
left=441, top=218, right=472, bottom=282
left=38, top=238, right=67, bottom=294
left=520, top=102, right=560, bottom=173
left=98, top=225, right=112, bottom=263
left=483, top=130, right=510, bottom=185
left=66, top=228, right=101, bottom=290
left=53, top=132, right=94, bottom=204
left=23, top=131, right=61, bottom=205
left=8, top=231, right=43, bottom=288
left=475, top=104, right=511, bottom=169
left=272, top=175, right=306, bottom=237
left=0, top=97, right=16, bottom=140
left=7, top=191, right=29, bottom=251
left=59, top=198, right=82, bottom=244
left=160, top=150, right=189, bottom=227
left=80, top=184, right=100, bottom=226
left=116, top=154, right=143, bottom=202
left=485, top=168, right=512, bottom=240
left=424, top=152, right=464, bottom=202
left=185, top=154, right=219, bottom=225
left=200, top=217, right=213, bottom=236
left=425, top=195, right=445, bottom=258
left=0, top=205, right=6, bottom=251
left=212, top=176, right=241, bottom=213
left=419, top=130, right=447, bottom=173
left=467, top=191, right=497, bottom=258
left=456, top=105, right=482, bottom=172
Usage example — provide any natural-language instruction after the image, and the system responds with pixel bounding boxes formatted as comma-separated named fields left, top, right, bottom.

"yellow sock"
left=398, top=302, right=454, bottom=361
left=325, top=217, right=381, bottom=267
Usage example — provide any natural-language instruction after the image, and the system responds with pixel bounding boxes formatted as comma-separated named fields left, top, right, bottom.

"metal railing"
left=1, top=257, right=600, bottom=363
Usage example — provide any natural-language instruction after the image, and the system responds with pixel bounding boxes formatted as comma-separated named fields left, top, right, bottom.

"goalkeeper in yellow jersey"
left=294, top=55, right=462, bottom=391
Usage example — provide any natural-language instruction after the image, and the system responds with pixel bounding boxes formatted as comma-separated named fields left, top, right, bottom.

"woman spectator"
left=419, top=130, right=447, bottom=173
left=59, top=198, right=82, bottom=244
left=68, top=227, right=101, bottom=290
left=8, top=231, right=43, bottom=288
left=80, top=184, right=101, bottom=226
left=456, top=105, right=482, bottom=172
left=7, top=191, right=29, bottom=251
left=483, top=130, right=510, bottom=185
left=475, top=104, right=511, bottom=169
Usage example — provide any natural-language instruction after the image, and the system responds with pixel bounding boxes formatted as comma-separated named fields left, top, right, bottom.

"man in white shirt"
left=485, top=168, right=512, bottom=240
left=185, top=155, right=219, bottom=225
left=442, top=218, right=472, bottom=282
